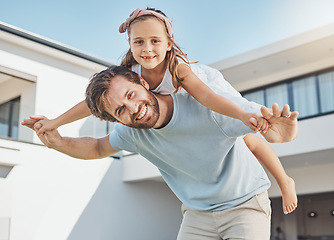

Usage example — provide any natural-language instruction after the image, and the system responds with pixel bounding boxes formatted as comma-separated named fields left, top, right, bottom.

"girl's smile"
left=141, top=55, right=156, bottom=61
left=128, top=18, right=172, bottom=70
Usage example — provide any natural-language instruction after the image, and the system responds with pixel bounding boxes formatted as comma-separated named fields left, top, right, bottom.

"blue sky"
left=2, top=0, right=334, bottom=65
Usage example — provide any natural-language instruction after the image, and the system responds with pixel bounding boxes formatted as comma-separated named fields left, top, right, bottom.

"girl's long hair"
left=120, top=8, right=191, bottom=93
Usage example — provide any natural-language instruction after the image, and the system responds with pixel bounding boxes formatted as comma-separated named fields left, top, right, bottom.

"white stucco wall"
left=68, top=159, right=183, bottom=240
left=0, top=27, right=114, bottom=240
left=0, top=139, right=112, bottom=240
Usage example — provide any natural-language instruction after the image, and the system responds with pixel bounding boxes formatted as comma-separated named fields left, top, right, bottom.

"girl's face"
left=128, top=17, right=172, bottom=70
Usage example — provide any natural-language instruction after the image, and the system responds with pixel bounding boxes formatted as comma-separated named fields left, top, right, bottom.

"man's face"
left=105, top=75, right=160, bottom=129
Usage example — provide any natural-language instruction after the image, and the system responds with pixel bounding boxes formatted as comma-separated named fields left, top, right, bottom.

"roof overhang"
left=210, top=23, right=334, bottom=91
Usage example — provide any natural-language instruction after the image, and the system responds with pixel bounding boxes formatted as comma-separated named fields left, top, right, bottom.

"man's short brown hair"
left=85, top=65, right=141, bottom=122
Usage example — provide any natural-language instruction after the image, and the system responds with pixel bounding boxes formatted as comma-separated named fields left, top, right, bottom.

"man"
left=23, top=65, right=298, bottom=239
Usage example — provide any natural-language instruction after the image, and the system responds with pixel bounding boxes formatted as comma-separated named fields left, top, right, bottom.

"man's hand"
left=260, top=103, right=299, bottom=143
left=22, top=115, right=119, bottom=159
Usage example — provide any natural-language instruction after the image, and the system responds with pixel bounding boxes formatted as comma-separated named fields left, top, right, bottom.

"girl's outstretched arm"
left=26, top=115, right=119, bottom=159
left=35, top=100, right=91, bottom=134
left=176, top=64, right=267, bottom=132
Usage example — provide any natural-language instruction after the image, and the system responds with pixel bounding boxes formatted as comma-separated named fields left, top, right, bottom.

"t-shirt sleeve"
left=212, top=99, right=262, bottom=138
left=109, top=124, right=138, bottom=153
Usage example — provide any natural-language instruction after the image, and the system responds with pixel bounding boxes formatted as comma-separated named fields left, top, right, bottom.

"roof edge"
left=0, top=21, right=112, bottom=67
left=210, top=22, right=334, bottom=70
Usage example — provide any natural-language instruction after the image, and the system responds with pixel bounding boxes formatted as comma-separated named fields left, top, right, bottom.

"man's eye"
left=128, top=92, right=133, bottom=99
left=118, top=106, right=124, bottom=115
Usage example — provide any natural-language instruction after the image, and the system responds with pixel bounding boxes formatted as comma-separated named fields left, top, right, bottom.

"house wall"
left=210, top=23, right=334, bottom=240
left=68, top=159, right=183, bottom=240
left=0, top=27, right=115, bottom=240
left=0, top=25, right=183, bottom=240
left=0, top=139, right=112, bottom=240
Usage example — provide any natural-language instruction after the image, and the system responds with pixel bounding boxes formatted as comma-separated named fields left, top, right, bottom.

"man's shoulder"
left=173, top=91, right=196, bottom=101
left=109, top=123, right=139, bottom=153
left=172, top=92, right=213, bottom=120
left=172, top=92, right=203, bottom=109
left=112, top=123, right=135, bottom=135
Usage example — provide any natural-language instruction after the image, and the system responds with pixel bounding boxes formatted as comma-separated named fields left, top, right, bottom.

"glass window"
left=242, top=69, right=334, bottom=120
left=0, top=104, right=10, bottom=137
left=292, top=77, right=319, bottom=118
left=0, top=97, right=20, bottom=139
left=318, top=71, right=334, bottom=113
left=243, top=90, right=265, bottom=106
left=265, top=84, right=289, bottom=109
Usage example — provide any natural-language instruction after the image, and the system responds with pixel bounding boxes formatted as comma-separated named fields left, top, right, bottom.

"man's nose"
left=128, top=102, right=139, bottom=115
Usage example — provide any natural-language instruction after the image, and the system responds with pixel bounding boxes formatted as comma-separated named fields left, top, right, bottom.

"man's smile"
left=136, top=104, right=147, bottom=120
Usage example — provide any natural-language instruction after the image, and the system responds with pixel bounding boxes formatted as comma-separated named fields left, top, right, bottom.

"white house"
left=1, top=21, right=333, bottom=240
left=210, top=23, right=334, bottom=240
left=0, top=21, right=182, bottom=240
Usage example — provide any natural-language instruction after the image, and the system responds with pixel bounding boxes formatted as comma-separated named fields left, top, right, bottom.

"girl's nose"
left=143, top=43, right=152, bottom=52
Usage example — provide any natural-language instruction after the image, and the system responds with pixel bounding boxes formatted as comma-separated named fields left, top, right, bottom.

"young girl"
left=32, top=7, right=297, bottom=214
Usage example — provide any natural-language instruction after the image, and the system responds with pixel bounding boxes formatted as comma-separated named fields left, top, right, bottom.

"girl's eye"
left=152, top=39, right=159, bottom=43
left=134, top=40, right=143, bottom=44
left=128, top=92, right=133, bottom=99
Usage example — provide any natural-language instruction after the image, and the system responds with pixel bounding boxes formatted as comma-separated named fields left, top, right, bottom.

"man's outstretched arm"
left=22, top=116, right=119, bottom=159
left=260, top=103, right=299, bottom=143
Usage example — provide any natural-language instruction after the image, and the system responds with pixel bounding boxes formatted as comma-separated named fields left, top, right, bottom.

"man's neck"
left=153, top=94, right=173, bottom=129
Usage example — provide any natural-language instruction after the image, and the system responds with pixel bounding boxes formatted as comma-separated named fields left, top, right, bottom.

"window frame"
left=0, top=97, right=21, bottom=139
left=241, top=67, right=334, bottom=120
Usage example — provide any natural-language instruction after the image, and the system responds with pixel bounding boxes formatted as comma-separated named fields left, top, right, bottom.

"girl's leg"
left=243, top=134, right=297, bottom=214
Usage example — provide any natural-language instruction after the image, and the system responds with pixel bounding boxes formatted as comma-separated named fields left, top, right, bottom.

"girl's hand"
left=21, top=117, right=39, bottom=129
left=21, top=115, right=59, bottom=134
left=242, top=113, right=271, bottom=133
left=35, top=118, right=60, bottom=135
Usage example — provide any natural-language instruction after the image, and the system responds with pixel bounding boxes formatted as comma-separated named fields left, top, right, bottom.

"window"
left=242, top=69, right=334, bottom=120
left=266, top=83, right=289, bottom=109
left=0, top=97, right=20, bottom=139
left=0, top=66, right=37, bottom=142
left=243, top=90, right=265, bottom=105
left=292, top=77, right=318, bottom=118
left=0, top=165, right=13, bottom=178
left=318, top=71, right=334, bottom=113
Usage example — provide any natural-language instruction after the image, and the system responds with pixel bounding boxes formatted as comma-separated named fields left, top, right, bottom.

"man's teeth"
left=137, top=106, right=147, bottom=120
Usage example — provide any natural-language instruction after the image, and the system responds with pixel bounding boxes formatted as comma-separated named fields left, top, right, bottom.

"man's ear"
left=139, top=77, right=150, bottom=90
